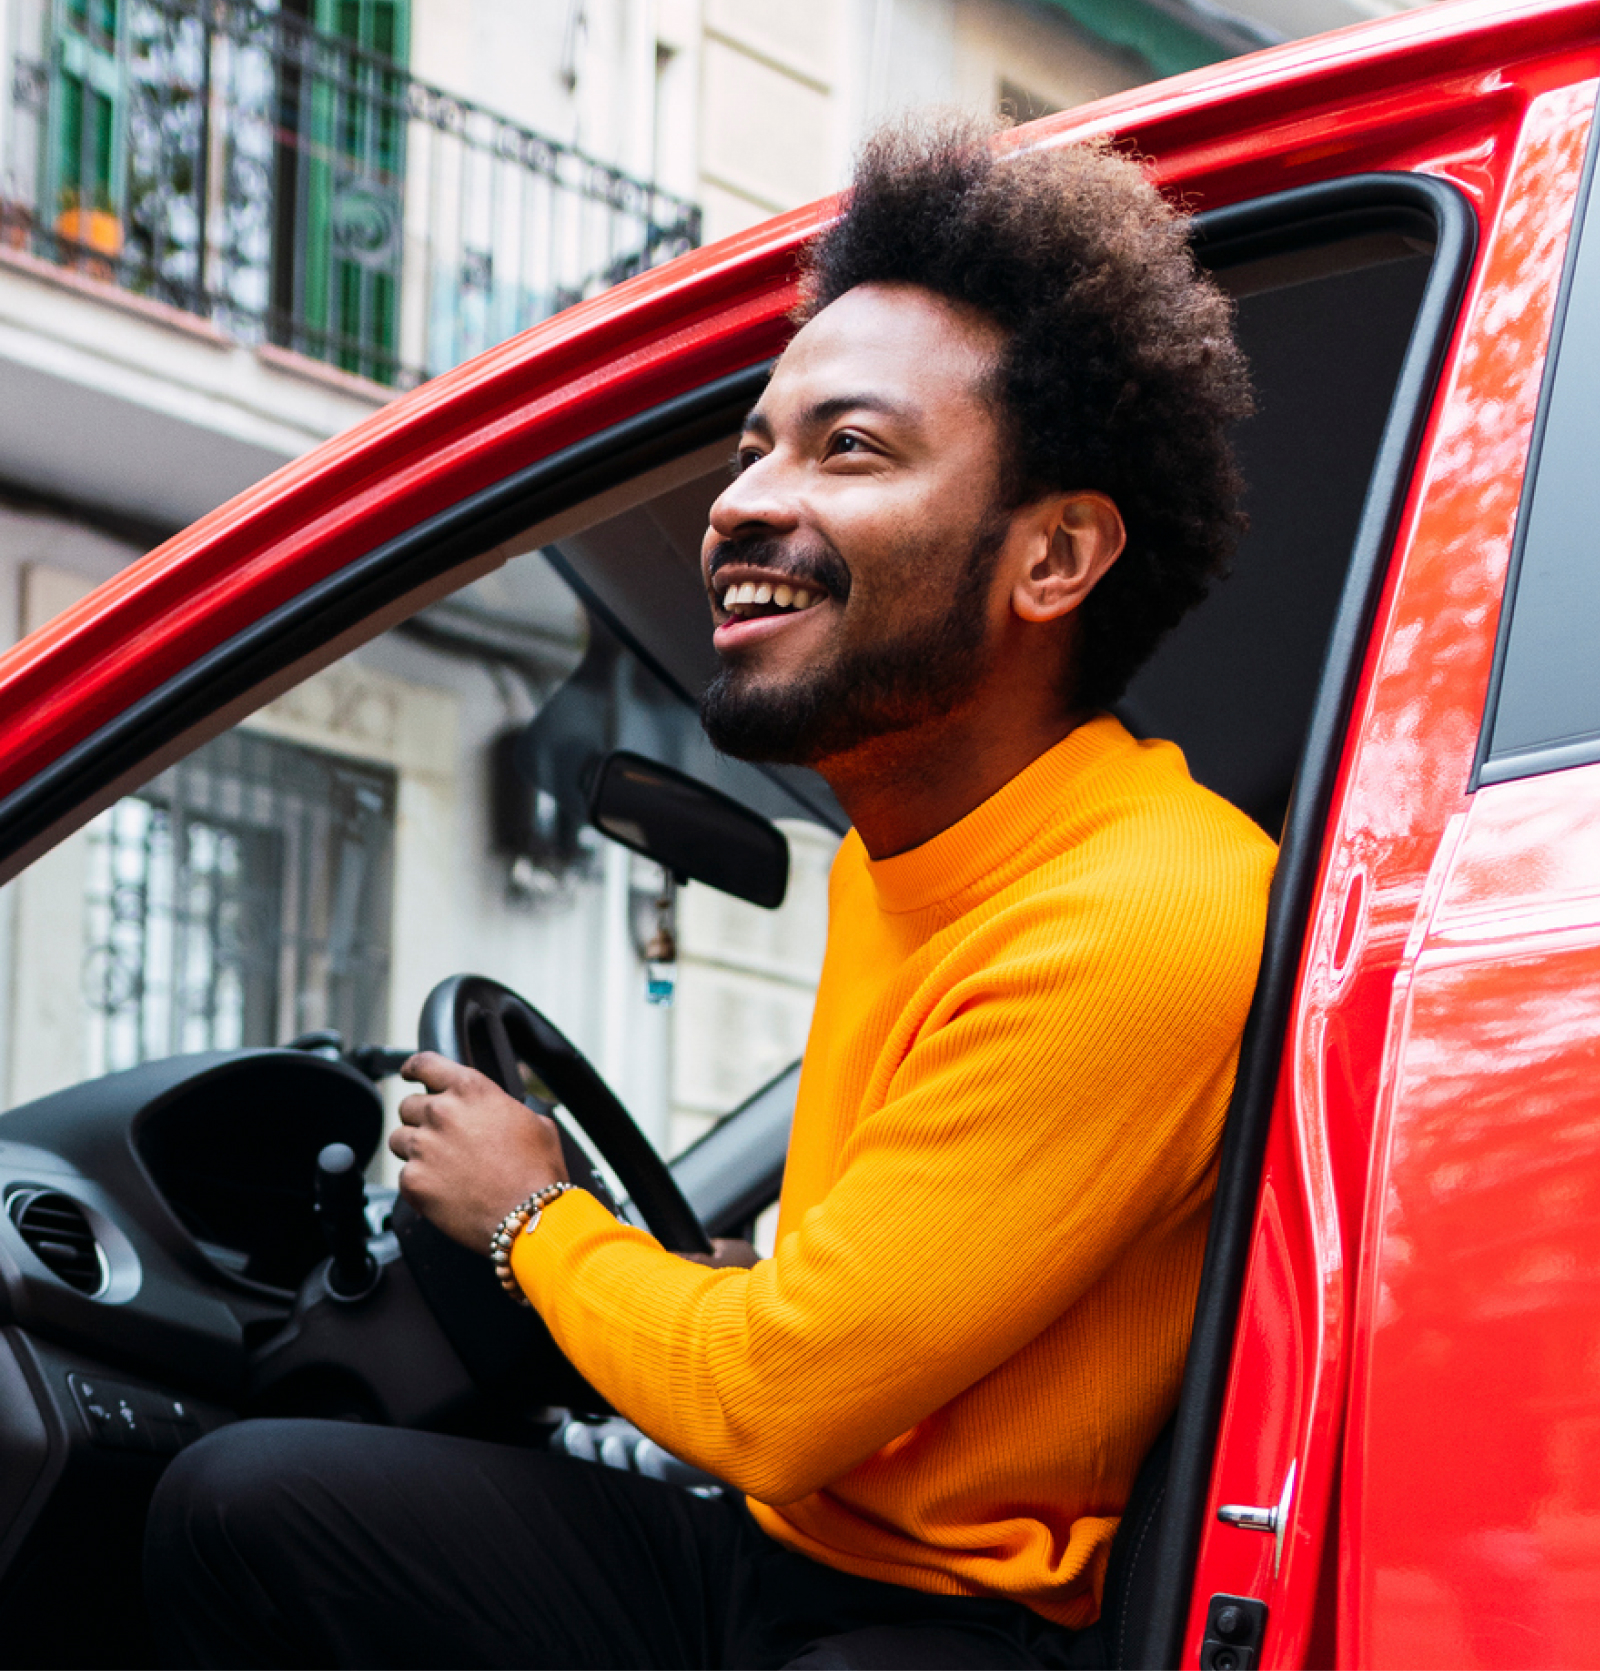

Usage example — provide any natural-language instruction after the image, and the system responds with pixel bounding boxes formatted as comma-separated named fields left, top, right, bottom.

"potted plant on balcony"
left=55, top=183, right=123, bottom=281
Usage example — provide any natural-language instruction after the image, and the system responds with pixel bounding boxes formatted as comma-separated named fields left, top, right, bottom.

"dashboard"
left=0, top=1048, right=460, bottom=1665
left=0, top=1049, right=382, bottom=1391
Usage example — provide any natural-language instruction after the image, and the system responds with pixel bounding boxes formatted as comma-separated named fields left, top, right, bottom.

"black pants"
left=144, top=1420, right=1102, bottom=1669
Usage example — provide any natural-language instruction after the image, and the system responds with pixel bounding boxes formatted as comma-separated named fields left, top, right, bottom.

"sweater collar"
left=860, top=714, right=1131, bottom=915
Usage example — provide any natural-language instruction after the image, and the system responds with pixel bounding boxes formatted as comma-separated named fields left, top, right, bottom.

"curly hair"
left=797, top=116, right=1252, bottom=711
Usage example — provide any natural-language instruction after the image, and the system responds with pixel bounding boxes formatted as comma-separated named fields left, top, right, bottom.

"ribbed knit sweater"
left=513, top=714, right=1276, bottom=1628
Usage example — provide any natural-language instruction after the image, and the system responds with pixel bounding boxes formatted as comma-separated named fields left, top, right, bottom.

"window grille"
left=83, top=728, right=395, bottom=1073
left=2, top=0, right=701, bottom=386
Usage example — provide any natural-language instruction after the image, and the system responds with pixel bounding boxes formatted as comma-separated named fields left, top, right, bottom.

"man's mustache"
left=705, top=535, right=852, bottom=603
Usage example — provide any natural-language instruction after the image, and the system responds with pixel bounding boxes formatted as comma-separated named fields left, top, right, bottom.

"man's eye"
left=731, top=447, right=765, bottom=476
left=829, top=433, right=869, bottom=457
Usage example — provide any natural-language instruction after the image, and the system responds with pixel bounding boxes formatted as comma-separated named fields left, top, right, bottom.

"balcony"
left=0, top=0, right=702, bottom=389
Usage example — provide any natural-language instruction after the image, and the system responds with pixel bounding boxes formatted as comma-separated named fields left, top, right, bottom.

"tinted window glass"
left=1122, top=235, right=1432, bottom=831
left=1484, top=127, right=1600, bottom=777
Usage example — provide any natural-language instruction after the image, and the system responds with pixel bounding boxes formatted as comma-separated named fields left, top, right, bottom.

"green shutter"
left=300, top=0, right=409, bottom=382
left=47, top=0, right=126, bottom=239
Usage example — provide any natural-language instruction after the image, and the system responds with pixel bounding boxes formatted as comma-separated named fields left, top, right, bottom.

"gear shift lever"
left=315, top=1143, right=379, bottom=1299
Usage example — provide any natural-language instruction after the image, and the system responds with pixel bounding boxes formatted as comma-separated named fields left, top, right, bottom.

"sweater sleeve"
left=511, top=864, right=1266, bottom=1507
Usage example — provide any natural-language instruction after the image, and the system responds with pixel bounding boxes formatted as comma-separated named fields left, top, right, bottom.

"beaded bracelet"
left=489, top=1181, right=575, bottom=1306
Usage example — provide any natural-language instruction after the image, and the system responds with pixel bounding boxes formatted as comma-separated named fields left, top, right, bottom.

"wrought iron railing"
left=1, top=0, right=701, bottom=386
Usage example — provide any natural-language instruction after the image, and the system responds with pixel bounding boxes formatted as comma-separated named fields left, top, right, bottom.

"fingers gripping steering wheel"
left=422, top=973, right=711, bottom=1255
left=392, top=975, right=711, bottom=1402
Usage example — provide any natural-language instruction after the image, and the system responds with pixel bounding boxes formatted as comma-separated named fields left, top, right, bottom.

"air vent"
left=8, top=1189, right=106, bottom=1296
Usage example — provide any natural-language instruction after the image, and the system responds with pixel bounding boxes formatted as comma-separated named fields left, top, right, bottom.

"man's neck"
left=817, top=701, right=1092, bottom=860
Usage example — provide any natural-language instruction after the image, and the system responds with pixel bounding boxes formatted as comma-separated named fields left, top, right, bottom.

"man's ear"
left=1009, top=492, right=1126, bottom=624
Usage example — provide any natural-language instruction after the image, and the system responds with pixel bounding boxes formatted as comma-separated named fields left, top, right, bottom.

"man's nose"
left=706, top=453, right=801, bottom=542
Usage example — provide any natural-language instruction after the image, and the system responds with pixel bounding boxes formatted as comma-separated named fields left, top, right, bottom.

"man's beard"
left=699, top=514, right=1005, bottom=767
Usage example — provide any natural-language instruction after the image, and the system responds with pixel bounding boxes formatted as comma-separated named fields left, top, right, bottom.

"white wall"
left=952, top=0, right=1146, bottom=113
left=0, top=253, right=391, bottom=530
left=690, top=0, right=1146, bottom=243
left=410, top=0, right=663, bottom=181
left=670, top=819, right=834, bottom=1154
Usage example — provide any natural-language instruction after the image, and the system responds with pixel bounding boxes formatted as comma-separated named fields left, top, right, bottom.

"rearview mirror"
left=586, top=751, right=789, bottom=909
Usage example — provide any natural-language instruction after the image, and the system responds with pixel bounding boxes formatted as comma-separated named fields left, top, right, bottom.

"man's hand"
left=390, top=1052, right=567, bottom=1252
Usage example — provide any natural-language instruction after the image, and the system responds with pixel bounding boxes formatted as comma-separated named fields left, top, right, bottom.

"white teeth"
left=718, top=579, right=823, bottom=616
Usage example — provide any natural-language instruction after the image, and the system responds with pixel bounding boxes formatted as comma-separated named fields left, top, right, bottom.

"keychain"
left=644, top=872, right=678, bottom=1005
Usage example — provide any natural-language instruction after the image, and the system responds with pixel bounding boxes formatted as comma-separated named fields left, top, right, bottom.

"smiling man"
left=147, top=120, right=1274, bottom=1670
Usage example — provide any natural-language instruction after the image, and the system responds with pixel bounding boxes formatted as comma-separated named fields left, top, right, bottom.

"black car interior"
left=0, top=175, right=1475, bottom=1668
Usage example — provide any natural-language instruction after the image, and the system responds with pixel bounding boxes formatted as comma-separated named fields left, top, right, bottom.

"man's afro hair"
left=797, top=116, right=1253, bottom=711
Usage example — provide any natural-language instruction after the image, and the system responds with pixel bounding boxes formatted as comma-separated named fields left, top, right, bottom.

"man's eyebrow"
left=802, top=394, right=919, bottom=429
left=737, top=395, right=920, bottom=438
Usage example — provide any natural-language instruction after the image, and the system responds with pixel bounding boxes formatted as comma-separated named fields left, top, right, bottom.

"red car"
left=1, top=0, right=1598, bottom=1662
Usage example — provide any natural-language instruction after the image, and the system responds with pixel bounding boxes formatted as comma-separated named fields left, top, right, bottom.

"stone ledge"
left=255, top=341, right=398, bottom=407
left=0, top=242, right=233, bottom=347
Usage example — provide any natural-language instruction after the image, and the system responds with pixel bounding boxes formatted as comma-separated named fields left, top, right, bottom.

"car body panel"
left=1188, top=75, right=1599, bottom=1666
left=1344, top=765, right=1600, bottom=1666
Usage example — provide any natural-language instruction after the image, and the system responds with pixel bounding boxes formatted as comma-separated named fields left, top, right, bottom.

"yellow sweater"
left=514, top=715, right=1275, bottom=1629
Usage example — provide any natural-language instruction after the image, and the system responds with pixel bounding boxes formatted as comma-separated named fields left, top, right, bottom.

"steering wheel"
left=422, top=974, right=711, bottom=1253
left=392, top=975, right=712, bottom=1404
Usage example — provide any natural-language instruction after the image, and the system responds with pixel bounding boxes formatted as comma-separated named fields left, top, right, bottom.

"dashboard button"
left=68, top=1373, right=123, bottom=1448
left=111, top=1395, right=151, bottom=1452
left=68, top=1373, right=195, bottom=1454
left=147, top=1394, right=199, bottom=1451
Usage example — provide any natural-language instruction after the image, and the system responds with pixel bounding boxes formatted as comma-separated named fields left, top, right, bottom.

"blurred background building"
left=0, top=0, right=1429, bottom=1178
